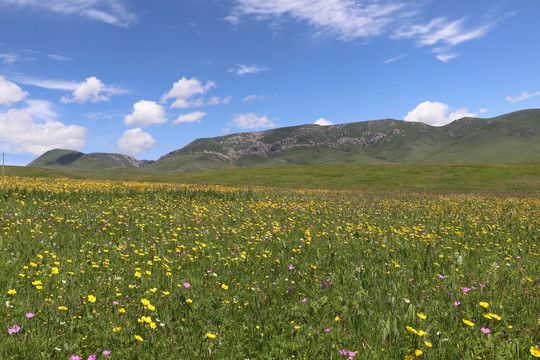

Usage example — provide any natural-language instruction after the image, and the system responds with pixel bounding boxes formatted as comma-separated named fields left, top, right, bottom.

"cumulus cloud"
left=60, top=76, right=118, bottom=104
left=404, top=101, right=479, bottom=126
left=314, top=118, right=333, bottom=126
left=0, top=76, right=29, bottom=106
left=229, top=64, right=268, bottom=75
left=229, top=113, right=277, bottom=129
left=117, top=128, right=156, bottom=156
left=173, top=111, right=207, bottom=125
left=1, top=0, right=137, bottom=28
left=161, top=77, right=215, bottom=109
left=124, top=100, right=167, bottom=127
left=505, top=91, right=540, bottom=103
left=0, top=106, right=87, bottom=155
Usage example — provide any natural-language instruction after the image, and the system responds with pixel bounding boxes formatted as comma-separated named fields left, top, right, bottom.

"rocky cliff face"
left=168, top=121, right=404, bottom=164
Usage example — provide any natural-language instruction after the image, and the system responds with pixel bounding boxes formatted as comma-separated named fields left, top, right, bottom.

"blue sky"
left=1, top=0, right=539, bottom=164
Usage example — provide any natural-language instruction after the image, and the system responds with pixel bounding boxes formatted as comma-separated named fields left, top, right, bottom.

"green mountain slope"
left=29, top=109, right=540, bottom=173
left=28, top=149, right=153, bottom=170
left=149, top=109, right=540, bottom=172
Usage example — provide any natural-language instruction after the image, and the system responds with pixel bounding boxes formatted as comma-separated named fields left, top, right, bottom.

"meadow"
left=0, top=175, right=539, bottom=359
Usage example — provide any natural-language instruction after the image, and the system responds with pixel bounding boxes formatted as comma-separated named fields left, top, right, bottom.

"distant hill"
left=28, top=149, right=154, bottom=170
left=29, top=109, right=540, bottom=173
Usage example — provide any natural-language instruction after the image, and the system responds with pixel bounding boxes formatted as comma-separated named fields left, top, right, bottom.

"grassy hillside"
left=27, top=109, right=540, bottom=173
left=28, top=149, right=150, bottom=170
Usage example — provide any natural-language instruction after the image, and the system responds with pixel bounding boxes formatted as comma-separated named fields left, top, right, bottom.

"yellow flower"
left=415, top=349, right=423, bottom=356
left=479, top=302, right=489, bottom=308
left=335, top=316, right=340, bottom=322
left=206, top=332, right=216, bottom=339
left=150, top=322, right=157, bottom=329
left=530, top=346, right=540, bottom=357
left=141, top=299, right=150, bottom=306
left=221, top=284, right=229, bottom=290
left=87, top=295, right=96, bottom=303
left=186, top=298, right=193, bottom=304
left=417, top=330, right=428, bottom=336
left=134, top=271, right=141, bottom=278
left=7, top=289, right=17, bottom=295
left=488, top=313, right=501, bottom=321
left=405, top=356, right=414, bottom=360
left=463, top=319, right=475, bottom=327
left=424, top=341, right=432, bottom=348
left=417, top=313, right=427, bottom=320
left=119, top=308, right=126, bottom=313
left=134, top=335, right=144, bottom=341
left=51, top=267, right=59, bottom=274
left=58, top=306, right=68, bottom=310
left=112, top=326, right=121, bottom=332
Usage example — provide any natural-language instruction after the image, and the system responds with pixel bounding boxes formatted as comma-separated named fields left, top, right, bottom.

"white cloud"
left=229, top=113, right=277, bottom=129
left=0, top=76, right=29, bottom=106
left=314, top=118, right=333, bottom=126
left=479, top=108, right=488, bottom=114
left=1, top=0, right=136, bottom=28
left=0, top=107, right=87, bottom=155
left=229, top=1, right=496, bottom=61
left=395, top=17, right=491, bottom=62
left=161, top=77, right=215, bottom=109
left=124, top=100, right=167, bottom=127
left=404, top=101, right=479, bottom=127
left=173, top=111, right=207, bottom=125
left=60, top=76, right=114, bottom=104
left=0, top=52, right=18, bottom=64
left=117, top=128, right=156, bottom=156
left=505, top=91, right=540, bottom=103
left=229, top=0, right=408, bottom=40
left=436, top=53, right=458, bottom=63
left=229, top=64, right=268, bottom=75
left=242, top=94, right=266, bottom=103
left=208, top=96, right=232, bottom=105
left=384, top=54, right=406, bottom=63
left=24, top=99, right=58, bottom=121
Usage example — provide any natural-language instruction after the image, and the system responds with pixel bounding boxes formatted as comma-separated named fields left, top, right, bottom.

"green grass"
left=5, top=163, right=540, bottom=193
left=0, top=176, right=538, bottom=359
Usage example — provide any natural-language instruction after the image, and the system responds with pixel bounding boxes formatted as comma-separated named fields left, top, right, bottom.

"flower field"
left=1, top=176, right=539, bottom=359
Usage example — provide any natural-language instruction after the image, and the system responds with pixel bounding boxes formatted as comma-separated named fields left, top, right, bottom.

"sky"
left=0, top=0, right=539, bottom=165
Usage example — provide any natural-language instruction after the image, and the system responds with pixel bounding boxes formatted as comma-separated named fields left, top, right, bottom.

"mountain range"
left=28, top=109, right=540, bottom=173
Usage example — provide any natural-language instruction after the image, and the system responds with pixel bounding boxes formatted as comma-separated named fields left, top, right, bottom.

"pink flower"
left=324, top=328, right=332, bottom=332
left=88, top=355, right=97, bottom=360
left=70, top=356, right=82, bottom=360
left=288, top=265, right=294, bottom=270
left=26, top=313, right=35, bottom=318
left=438, top=274, right=444, bottom=279
left=479, top=283, right=486, bottom=287
left=463, top=287, right=471, bottom=293
left=183, top=283, right=190, bottom=288
left=112, top=301, right=118, bottom=305
left=102, top=350, right=111, bottom=355
left=301, top=298, right=307, bottom=303
left=339, top=349, right=348, bottom=355
left=8, top=325, right=20, bottom=334
left=481, top=327, right=490, bottom=333
left=454, top=301, right=461, bottom=306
